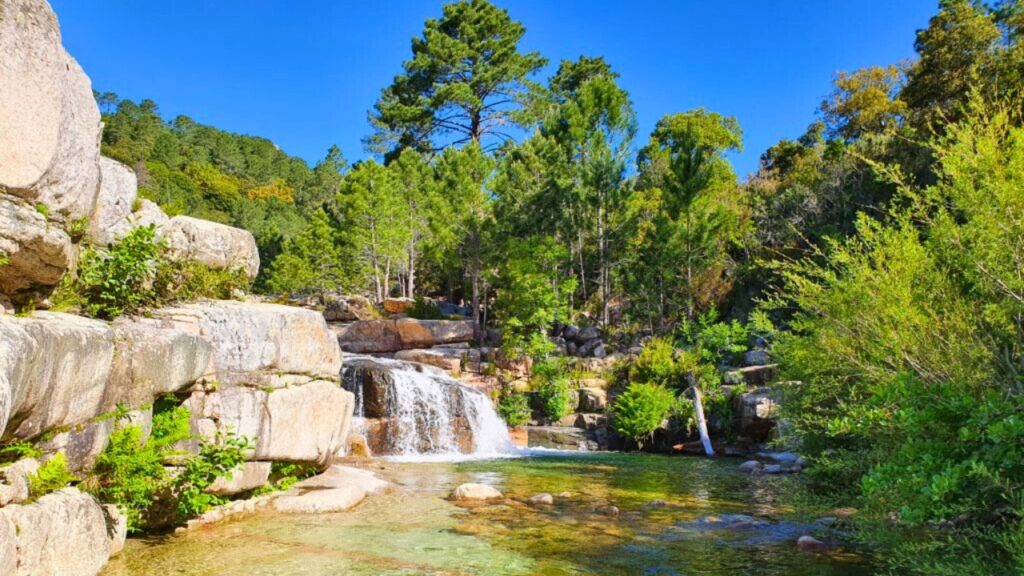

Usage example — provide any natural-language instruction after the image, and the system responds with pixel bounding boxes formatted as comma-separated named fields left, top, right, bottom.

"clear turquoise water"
left=102, top=453, right=877, bottom=575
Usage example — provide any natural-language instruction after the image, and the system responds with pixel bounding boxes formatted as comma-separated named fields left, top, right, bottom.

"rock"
left=556, top=491, right=572, bottom=498
left=125, top=198, right=168, bottom=234
left=743, top=349, right=771, bottom=367
left=450, top=483, right=503, bottom=501
left=394, top=348, right=463, bottom=376
left=565, top=341, right=577, bottom=356
left=764, top=464, right=784, bottom=474
left=561, top=325, right=578, bottom=340
left=345, top=433, right=372, bottom=458
left=0, top=511, right=15, bottom=575
left=184, top=380, right=353, bottom=467
left=575, top=326, right=601, bottom=343
left=739, top=460, right=763, bottom=474
left=101, top=504, right=127, bottom=557
left=151, top=300, right=342, bottom=386
left=576, top=338, right=603, bottom=357
left=164, top=215, right=260, bottom=279
left=592, top=344, right=607, bottom=359
left=527, top=426, right=597, bottom=451
left=577, top=387, right=607, bottom=412
left=734, top=387, right=781, bottom=442
left=0, top=311, right=114, bottom=438
left=737, top=364, right=778, bottom=386
left=322, top=294, right=377, bottom=322
left=0, top=0, right=102, bottom=223
left=797, top=535, right=829, bottom=553
left=106, top=317, right=211, bottom=411
left=574, top=413, right=607, bottom=430
left=0, top=195, right=72, bottom=298
left=830, top=507, right=858, bottom=518
left=35, top=408, right=150, bottom=473
left=528, top=493, right=554, bottom=505
left=207, top=461, right=272, bottom=496
left=382, top=297, right=415, bottom=314
left=271, top=465, right=388, bottom=514
left=436, top=301, right=470, bottom=317
left=0, top=488, right=113, bottom=576
left=87, top=157, right=137, bottom=246
left=0, top=458, right=39, bottom=506
left=601, top=505, right=620, bottom=517
left=337, top=319, right=474, bottom=353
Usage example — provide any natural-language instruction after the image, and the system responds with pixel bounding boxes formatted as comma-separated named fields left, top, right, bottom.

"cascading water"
left=342, top=356, right=518, bottom=461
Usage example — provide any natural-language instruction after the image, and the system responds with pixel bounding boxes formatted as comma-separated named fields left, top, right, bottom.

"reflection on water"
left=102, top=453, right=878, bottom=576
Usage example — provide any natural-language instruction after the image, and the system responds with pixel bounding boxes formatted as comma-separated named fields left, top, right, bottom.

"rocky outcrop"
left=271, top=465, right=388, bottom=514
left=337, top=318, right=474, bottom=353
left=382, top=297, right=414, bottom=314
left=151, top=301, right=341, bottom=386
left=323, top=294, right=377, bottom=322
left=164, top=216, right=260, bottom=279
left=184, top=380, right=353, bottom=467
left=394, top=348, right=465, bottom=375
left=125, top=199, right=170, bottom=236
left=0, top=0, right=102, bottom=223
left=0, top=195, right=72, bottom=298
left=207, top=461, right=272, bottom=496
left=0, top=488, right=124, bottom=576
left=87, top=157, right=137, bottom=247
left=106, top=317, right=211, bottom=412
left=577, top=387, right=607, bottom=412
left=0, top=312, right=114, bottom=439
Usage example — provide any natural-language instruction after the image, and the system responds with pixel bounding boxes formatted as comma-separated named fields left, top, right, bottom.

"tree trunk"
left=692, top=386, right=714, bottom=457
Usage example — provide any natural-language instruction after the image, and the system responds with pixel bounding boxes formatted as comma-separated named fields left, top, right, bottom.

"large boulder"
left=0, top=195, right=72, bottom=298
left=151, top=301, right=342, bottom=387
left=271, top=465, right=387, bottom=514
left=0, top=488, right=118, bottom=576
left=184, top=380, right=354, bottom=467
left=206, top=461, right=272, bottom=496
left=87, top=157, right=137, bottom=247
left=394, top=348, right=464, bottom=375
left=105, top=316, right=211, bottom=412
left=125, top=199, right=170, bottom=237
left=382, top=297, right=414, bottom=315
left=337, top=318, right=474, bottom=353
left=734, top=387, right=781, bottom=442
left=164, top=216, right=260, bottom=279
left=0, top=0, right=102, bottom=223
left=0, top=312, right=113, bottom=439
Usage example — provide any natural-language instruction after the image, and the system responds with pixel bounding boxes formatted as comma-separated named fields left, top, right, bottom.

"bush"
left=611, top=382, right=677, bottom=449
left=87, top=401, right=252, bottom=533
left=0, top=439, right=42, bottom=463
left=74, top=225, right=163, bottom=318
left=497, top=392, right=531, bottom=426
left=26, top=453, right=77, bottom=501
left=406, top=297, right=445, bottom=320
left=533, top=360, right=573, bottom=421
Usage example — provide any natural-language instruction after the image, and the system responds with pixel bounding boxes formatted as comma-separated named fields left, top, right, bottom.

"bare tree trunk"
left=384, top=257, right=392, bottom=300
left=407, top=237, right=416, bottom=298
left=470, top=228, right=482, bottom=341
left=692, top=386, right=714, bottom=457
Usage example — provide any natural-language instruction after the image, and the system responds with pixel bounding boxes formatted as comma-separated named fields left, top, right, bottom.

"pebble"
left=528, top=493, right=554, bottom=505
left=797, top=535, right=829, bottom=553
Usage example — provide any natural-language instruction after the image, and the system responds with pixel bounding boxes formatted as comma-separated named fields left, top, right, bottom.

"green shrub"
left=534, top=360, right=573, bottom=421
left=34, top=202, right=50, bottom=218
left=0, top=439, right=42, bottom=463
left=27, top=453, right=77, bottom=501
left=628, top=337, right=685, bottom=387
left=496, top=392, right=531, bottom=426
left=87, top=401, right=251, bottom=533
left=406, top=297, right=445, bottom=320
left=75, top=226, right=163, bottom=318
left=154, top=260, right=250, bottom=302
left=252, top=461, right=318, bottom=496
left=611, top=382, right=676, bottom=449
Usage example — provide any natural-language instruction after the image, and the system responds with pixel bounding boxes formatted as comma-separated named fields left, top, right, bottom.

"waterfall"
left=343, top=356, right=517, bottom=461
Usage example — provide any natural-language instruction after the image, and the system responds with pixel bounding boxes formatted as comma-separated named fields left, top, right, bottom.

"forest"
left=91, top=0, right=1024, bottom=573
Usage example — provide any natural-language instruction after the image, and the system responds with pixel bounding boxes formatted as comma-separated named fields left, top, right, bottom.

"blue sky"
left=51, top=1, right=938, bottom=178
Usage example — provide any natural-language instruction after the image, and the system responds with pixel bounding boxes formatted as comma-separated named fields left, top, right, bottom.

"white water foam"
left=345, top=356, right=521, bottom=462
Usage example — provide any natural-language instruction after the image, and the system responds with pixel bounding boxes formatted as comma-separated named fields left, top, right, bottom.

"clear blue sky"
left=50, top=0, right=938, bottom=178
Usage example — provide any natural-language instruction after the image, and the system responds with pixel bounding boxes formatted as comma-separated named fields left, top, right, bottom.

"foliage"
left=73, top=225, right=163, bottom=318
left=26, top=453, right=77, bottom=501
left=265, top=208, right=348, bottom=296
left=88, top=402, right=251, bottom=533
left=611, top=382, right=677, bottom=449
left=0, top=439, right=42, bottom=464
left=496, top=392, right=532, bottom=427
left=627, top=337, right=686, bottom=388
left=533, top=359, right=573, bottom=421
left=769, top=101, right=1024, bottom=572
left=366, top=0, right=546, bottom=157
left=406, top=297, right=445, bottom=320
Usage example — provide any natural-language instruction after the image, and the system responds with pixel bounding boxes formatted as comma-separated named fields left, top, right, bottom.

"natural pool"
left=101, top=453, right=877, bottom=575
